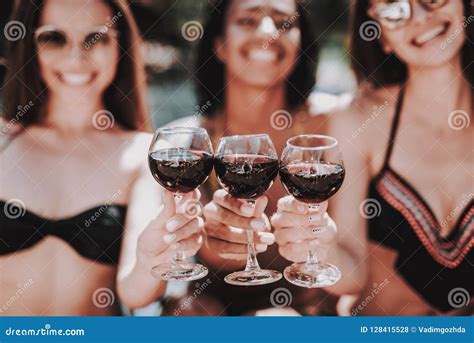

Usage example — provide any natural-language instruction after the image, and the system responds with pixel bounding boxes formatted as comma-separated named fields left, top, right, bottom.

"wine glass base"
left=284, top=262, right=341, bottom=288
left=224, top=269, right=282, bottom=286
left=151, top=262, right=208, bottom=281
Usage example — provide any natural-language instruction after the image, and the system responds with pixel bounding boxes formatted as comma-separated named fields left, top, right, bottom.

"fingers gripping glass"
left=34, top=25, right=119, bottom=59
left=148, top=127, right=214, bottom=281
left=369, top=0, right=448, bottom=29
left=214, top=134, right=282, bottom=286
left=279, top=135, right=345, bottom=288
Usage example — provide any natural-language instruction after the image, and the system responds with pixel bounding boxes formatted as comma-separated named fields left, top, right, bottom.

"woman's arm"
left=116, top=159, right=167, bottom=310
left=271, top=107, right=371, bottom=295
left=116, top=134, right=204, bottom=309
left=323, top=107, right=371, bottom=295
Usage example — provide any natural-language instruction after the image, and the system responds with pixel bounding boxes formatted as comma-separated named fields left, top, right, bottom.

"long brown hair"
left=2, top=0, right=150, bottom=131
left=350, top=0, right=474, bottom=88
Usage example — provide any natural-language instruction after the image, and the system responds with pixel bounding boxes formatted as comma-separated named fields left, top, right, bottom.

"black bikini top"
left=368, top=87, right=473, bottom=312
left=0, top=200, right=127, bottom=265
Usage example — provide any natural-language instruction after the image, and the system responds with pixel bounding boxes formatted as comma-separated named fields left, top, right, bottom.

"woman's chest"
left=1, top=144, right=135, bottom=218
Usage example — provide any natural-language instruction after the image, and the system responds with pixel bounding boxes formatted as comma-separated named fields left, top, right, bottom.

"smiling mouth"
left=56, top=72, right=96, bottom=87
left=246, top=47, right=283, bottom=64
left=412, top=22, right=450, bottom=47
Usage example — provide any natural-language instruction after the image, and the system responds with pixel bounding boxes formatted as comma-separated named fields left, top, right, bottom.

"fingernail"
left=166, top=219, right=180, bottom=232
left=309, top=239, right=319, bottom=247
left=163, top=234, right=176, bottom=244
left=260, top=233, right=275, bottom=245
left=241, top=204, right=254, bottom=216
left=250, top=218, right=265, bottom=230
left=171, top=242, right=181, bottom=250
left=309, top=215, right=321, bottom=223
left=297, top=203, right=307, bottom=213
left=256, top=244, right=267, bottom=252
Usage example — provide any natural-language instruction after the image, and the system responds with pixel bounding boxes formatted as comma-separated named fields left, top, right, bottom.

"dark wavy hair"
left=350, top=0, right=474, bottom=88
left=2, top=0, right=150, bottom=131
left=195, top=0, right=318, bottom=117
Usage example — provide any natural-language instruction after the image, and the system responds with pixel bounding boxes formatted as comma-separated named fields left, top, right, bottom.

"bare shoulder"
left=115, top=130, right=153, bottom=174
left=331, top=85, right=399, bottom=140
left=328, top=85, right=399, bottom=168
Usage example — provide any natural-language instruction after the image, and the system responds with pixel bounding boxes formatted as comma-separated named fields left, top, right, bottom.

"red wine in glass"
left=214, top=154, right=279, bottom=199
left=149, top=148, right=214, bottom=194
left=279, top=134, right=345, bottom=288
left=148, top=127, right=214, bottom=282
left=215, top=134, right=282, bottom=286
left=279, top=162, right=345, bottom=203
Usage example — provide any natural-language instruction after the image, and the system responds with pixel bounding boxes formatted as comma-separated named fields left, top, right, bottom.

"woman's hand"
left=136, top=190, right=204, bottom=270
left=202, top=189, right=275, bottom=261
left=271, top=196, right=337, bottom=263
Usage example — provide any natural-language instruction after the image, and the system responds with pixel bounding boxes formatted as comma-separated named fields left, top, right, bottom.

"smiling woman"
left=2, top=0, right=148, bottom=130
left=0, top=0, right=206, bottom=316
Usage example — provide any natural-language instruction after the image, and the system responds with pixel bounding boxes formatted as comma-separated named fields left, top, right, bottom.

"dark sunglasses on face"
left=369, top=0, right=449, bottom=29
left=34, top=25, right=119, bottom=56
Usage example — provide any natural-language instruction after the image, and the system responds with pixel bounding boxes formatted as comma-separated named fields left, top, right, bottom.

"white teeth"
left=60, top=73, right=93, bottom=86
left=415, top=25, right=446, bottom=46
left=248, top=49, right=278, bottom=62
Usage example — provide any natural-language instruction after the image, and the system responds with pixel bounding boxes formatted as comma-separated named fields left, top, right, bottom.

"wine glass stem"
left=173, top=251, right=186, bottom=264
left=306, top=249, right=318, bottom=267
left=243, top=199, right=262, bottom=272
left=245, top=230, right=261, bottom=271
left=172, top=193, right=186, bottom=265
left=306, top=202, right=320, bottom=268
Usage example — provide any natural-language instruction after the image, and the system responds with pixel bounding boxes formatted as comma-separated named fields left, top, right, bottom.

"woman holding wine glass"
left=163, top=0, right=343, bottom=316
left=273, top=0, right=473, bottom=315
left=0, top=0, right=204, bottom=314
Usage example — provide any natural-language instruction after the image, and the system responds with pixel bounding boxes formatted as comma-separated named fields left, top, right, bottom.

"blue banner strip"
left=1, top=316, right=472, bottom=343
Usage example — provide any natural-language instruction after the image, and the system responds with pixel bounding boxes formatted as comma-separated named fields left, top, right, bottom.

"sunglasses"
left=34, top=25, right=119, bottom=59
left=368, top=0, right=449, bottom=29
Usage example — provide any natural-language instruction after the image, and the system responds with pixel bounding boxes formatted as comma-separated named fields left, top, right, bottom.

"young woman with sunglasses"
left=272, top=0, right=473, bottom=315
left=0, top=0, right=204, bottom=315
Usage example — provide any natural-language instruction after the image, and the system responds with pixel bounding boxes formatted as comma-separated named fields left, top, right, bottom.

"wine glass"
left=279, top=134, right=345, bottom=288
left=214, top=134, right=282, bottom=286
left=148, top=127, right=214, bottom=281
